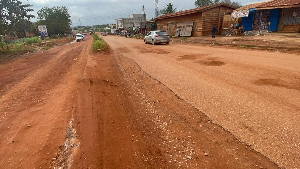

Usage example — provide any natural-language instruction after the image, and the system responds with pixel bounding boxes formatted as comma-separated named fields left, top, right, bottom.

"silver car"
left=144, top=30, right=170, bottom=45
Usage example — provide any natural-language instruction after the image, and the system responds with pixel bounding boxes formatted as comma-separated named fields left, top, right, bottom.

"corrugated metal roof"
left=235, top=1, right=271, bottom=10
left=155, top=3, right=236, bottom=20
left=257, top=0, right=300, bottom=8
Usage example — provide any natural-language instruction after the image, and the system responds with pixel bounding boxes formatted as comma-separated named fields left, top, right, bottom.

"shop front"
left=233, top=0, right=300, bottom=33
left=241, top=8, right=280, bottom=32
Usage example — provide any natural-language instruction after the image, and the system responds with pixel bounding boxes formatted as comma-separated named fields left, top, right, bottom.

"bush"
left=92, top=34, right=107, bottom=52
left=1, top=41, right=35, bottom=54
left=92, top=34, right=101, bottom=41
left=23, top=37, right=41, bottom=44
left=92, top=40, right=107, bottom=52
left=10, top=43, right=23, bottom=52
left=51, top=34, right=61, bottom=39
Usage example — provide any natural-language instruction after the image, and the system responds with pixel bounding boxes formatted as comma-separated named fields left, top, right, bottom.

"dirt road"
left=0, top=34, right=298, bottom=168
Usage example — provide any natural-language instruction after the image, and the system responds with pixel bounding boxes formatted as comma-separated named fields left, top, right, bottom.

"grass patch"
left=43, top=46, right=51, bottom=50
left=92, top=34, right=108, bottom=52
left=92, top=34, right=101, bottom=41
left=1, top=41, right=34, bottom=54
left=23, top=37, right=41, bottom=44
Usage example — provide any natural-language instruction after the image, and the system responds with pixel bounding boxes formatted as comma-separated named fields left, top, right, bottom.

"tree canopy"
left=37, top=6, right=72, bottom=36
left=195, top=0, right=241, bottom=8
left=160, top=3, right=177, bottom=15
left=0, top=0, right=34, bottom=36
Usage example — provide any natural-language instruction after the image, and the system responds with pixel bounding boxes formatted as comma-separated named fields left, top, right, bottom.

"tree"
left=194, top=0, right=213, bottom=7
left=221, top=0, right=241, bottom=7
left=37, top=6, right=72, bottom=36
left=160, top=3, right=177, bottom=15
left=149, top=18, right=157, bottom=30
left=0, top=0, right=34, bottom=36
left=195, top=0, right=241, bottom=7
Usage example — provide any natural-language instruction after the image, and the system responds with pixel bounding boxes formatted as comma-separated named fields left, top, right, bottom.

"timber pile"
left=280, top=25, right=300, bottom=33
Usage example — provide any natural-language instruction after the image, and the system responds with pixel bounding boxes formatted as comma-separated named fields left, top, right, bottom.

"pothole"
left=199, top=60, right=225, bottom=66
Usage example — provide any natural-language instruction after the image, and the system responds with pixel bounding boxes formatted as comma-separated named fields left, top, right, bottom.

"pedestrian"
left=176, top=27, right=181, bottom=37
left=124, top=30, right=127, bottom=38
left=211, top=24, right=217, bottom=38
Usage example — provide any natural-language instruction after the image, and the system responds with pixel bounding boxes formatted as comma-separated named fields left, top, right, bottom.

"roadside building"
left=109, top=24, right=117, bottom=34
left=232, top=0, right=300, bottom=33
left=115, top=18, right=134, bottom=30
left=154, top=3, right=236, bottom=37
left=129, top=14, right=147, bottom=32
left=115, top=14, right=147, bottom=34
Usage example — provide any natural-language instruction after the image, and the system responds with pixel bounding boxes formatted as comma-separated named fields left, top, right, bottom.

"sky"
left=20, top=0, right=266, bottom=26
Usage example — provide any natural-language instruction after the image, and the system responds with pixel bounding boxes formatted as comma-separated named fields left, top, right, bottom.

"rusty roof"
left=155, top=3, right=236, bottom=20
left=257, top=0, right=300, bottom=9
left=235, top=1, right=271, bottom=10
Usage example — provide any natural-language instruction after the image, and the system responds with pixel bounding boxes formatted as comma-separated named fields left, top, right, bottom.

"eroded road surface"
left=0, top=34, right=299, bottom=168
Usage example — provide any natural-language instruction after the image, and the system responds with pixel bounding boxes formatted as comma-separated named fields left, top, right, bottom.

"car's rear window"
left=156, top=31, right=168, bottom=35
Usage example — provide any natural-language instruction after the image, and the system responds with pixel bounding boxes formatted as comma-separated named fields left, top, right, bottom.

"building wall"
left=156, top=6, right=233, bottom=37
left=201, top=6, right=233, bottom=35
left=278, top=7, right=300, bottom=31
left=157, top=13, right=203, bottom=36
left=123, top=18, right=134, bottom=29
left=130, top=14, right=147, bottom=29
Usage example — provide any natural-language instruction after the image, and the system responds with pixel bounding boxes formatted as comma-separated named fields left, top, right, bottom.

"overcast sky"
left=20, top=0, right=266, bottom=26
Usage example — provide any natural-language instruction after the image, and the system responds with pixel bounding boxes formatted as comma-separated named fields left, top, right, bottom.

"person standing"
left=176, top=27, right=181, bottom=37
left=211, top=24, right=217, bottom=38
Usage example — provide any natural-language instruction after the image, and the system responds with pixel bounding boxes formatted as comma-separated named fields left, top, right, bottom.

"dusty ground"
left=0, top=33, right=299, bottom=168
left=172, top=33, right=300, bottom=54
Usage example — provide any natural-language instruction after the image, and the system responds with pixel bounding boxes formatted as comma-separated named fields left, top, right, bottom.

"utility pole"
left=155, top=0, right=159, bottom=17
left=143, top=5, right=146, bottom=34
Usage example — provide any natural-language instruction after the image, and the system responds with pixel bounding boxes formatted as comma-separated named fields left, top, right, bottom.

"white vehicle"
left=144, top=30, right=170, bottom=45
left=75, top=33, right=84, bottom=42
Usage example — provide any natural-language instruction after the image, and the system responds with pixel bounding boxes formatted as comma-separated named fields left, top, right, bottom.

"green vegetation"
left=194, top=0, right=241, bottom=8
left=94, top=25, right=111, bottom=33
left=36, top=6, right=72, bottom=37
left=160, top=3, right=177, bottom=15
left=0, top=40, right=35, bottom=54
left=92, top=34, right=101, bottom=41
left=43, top=46, right=51, bottom=50
left=23, top=37, right=41, bottom=44
left=92, top=34, right=108, bottom=52
left=0, top=0, right=34, bottom=36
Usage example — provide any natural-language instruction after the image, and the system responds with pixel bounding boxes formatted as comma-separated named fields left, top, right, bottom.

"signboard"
left=177, top=22, right=194, bottom=37
left=38, top=25, right=48, bottom=37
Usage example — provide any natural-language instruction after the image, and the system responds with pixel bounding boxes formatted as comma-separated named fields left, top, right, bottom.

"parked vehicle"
left=75, top=33, right=84, bottom=42
left=144, top=30, right=170, bottom=45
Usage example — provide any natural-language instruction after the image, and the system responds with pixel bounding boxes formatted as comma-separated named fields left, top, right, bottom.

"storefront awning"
left=231, top=1, right=270, bottom=19
left=231, top=9, right=249, bottom=19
